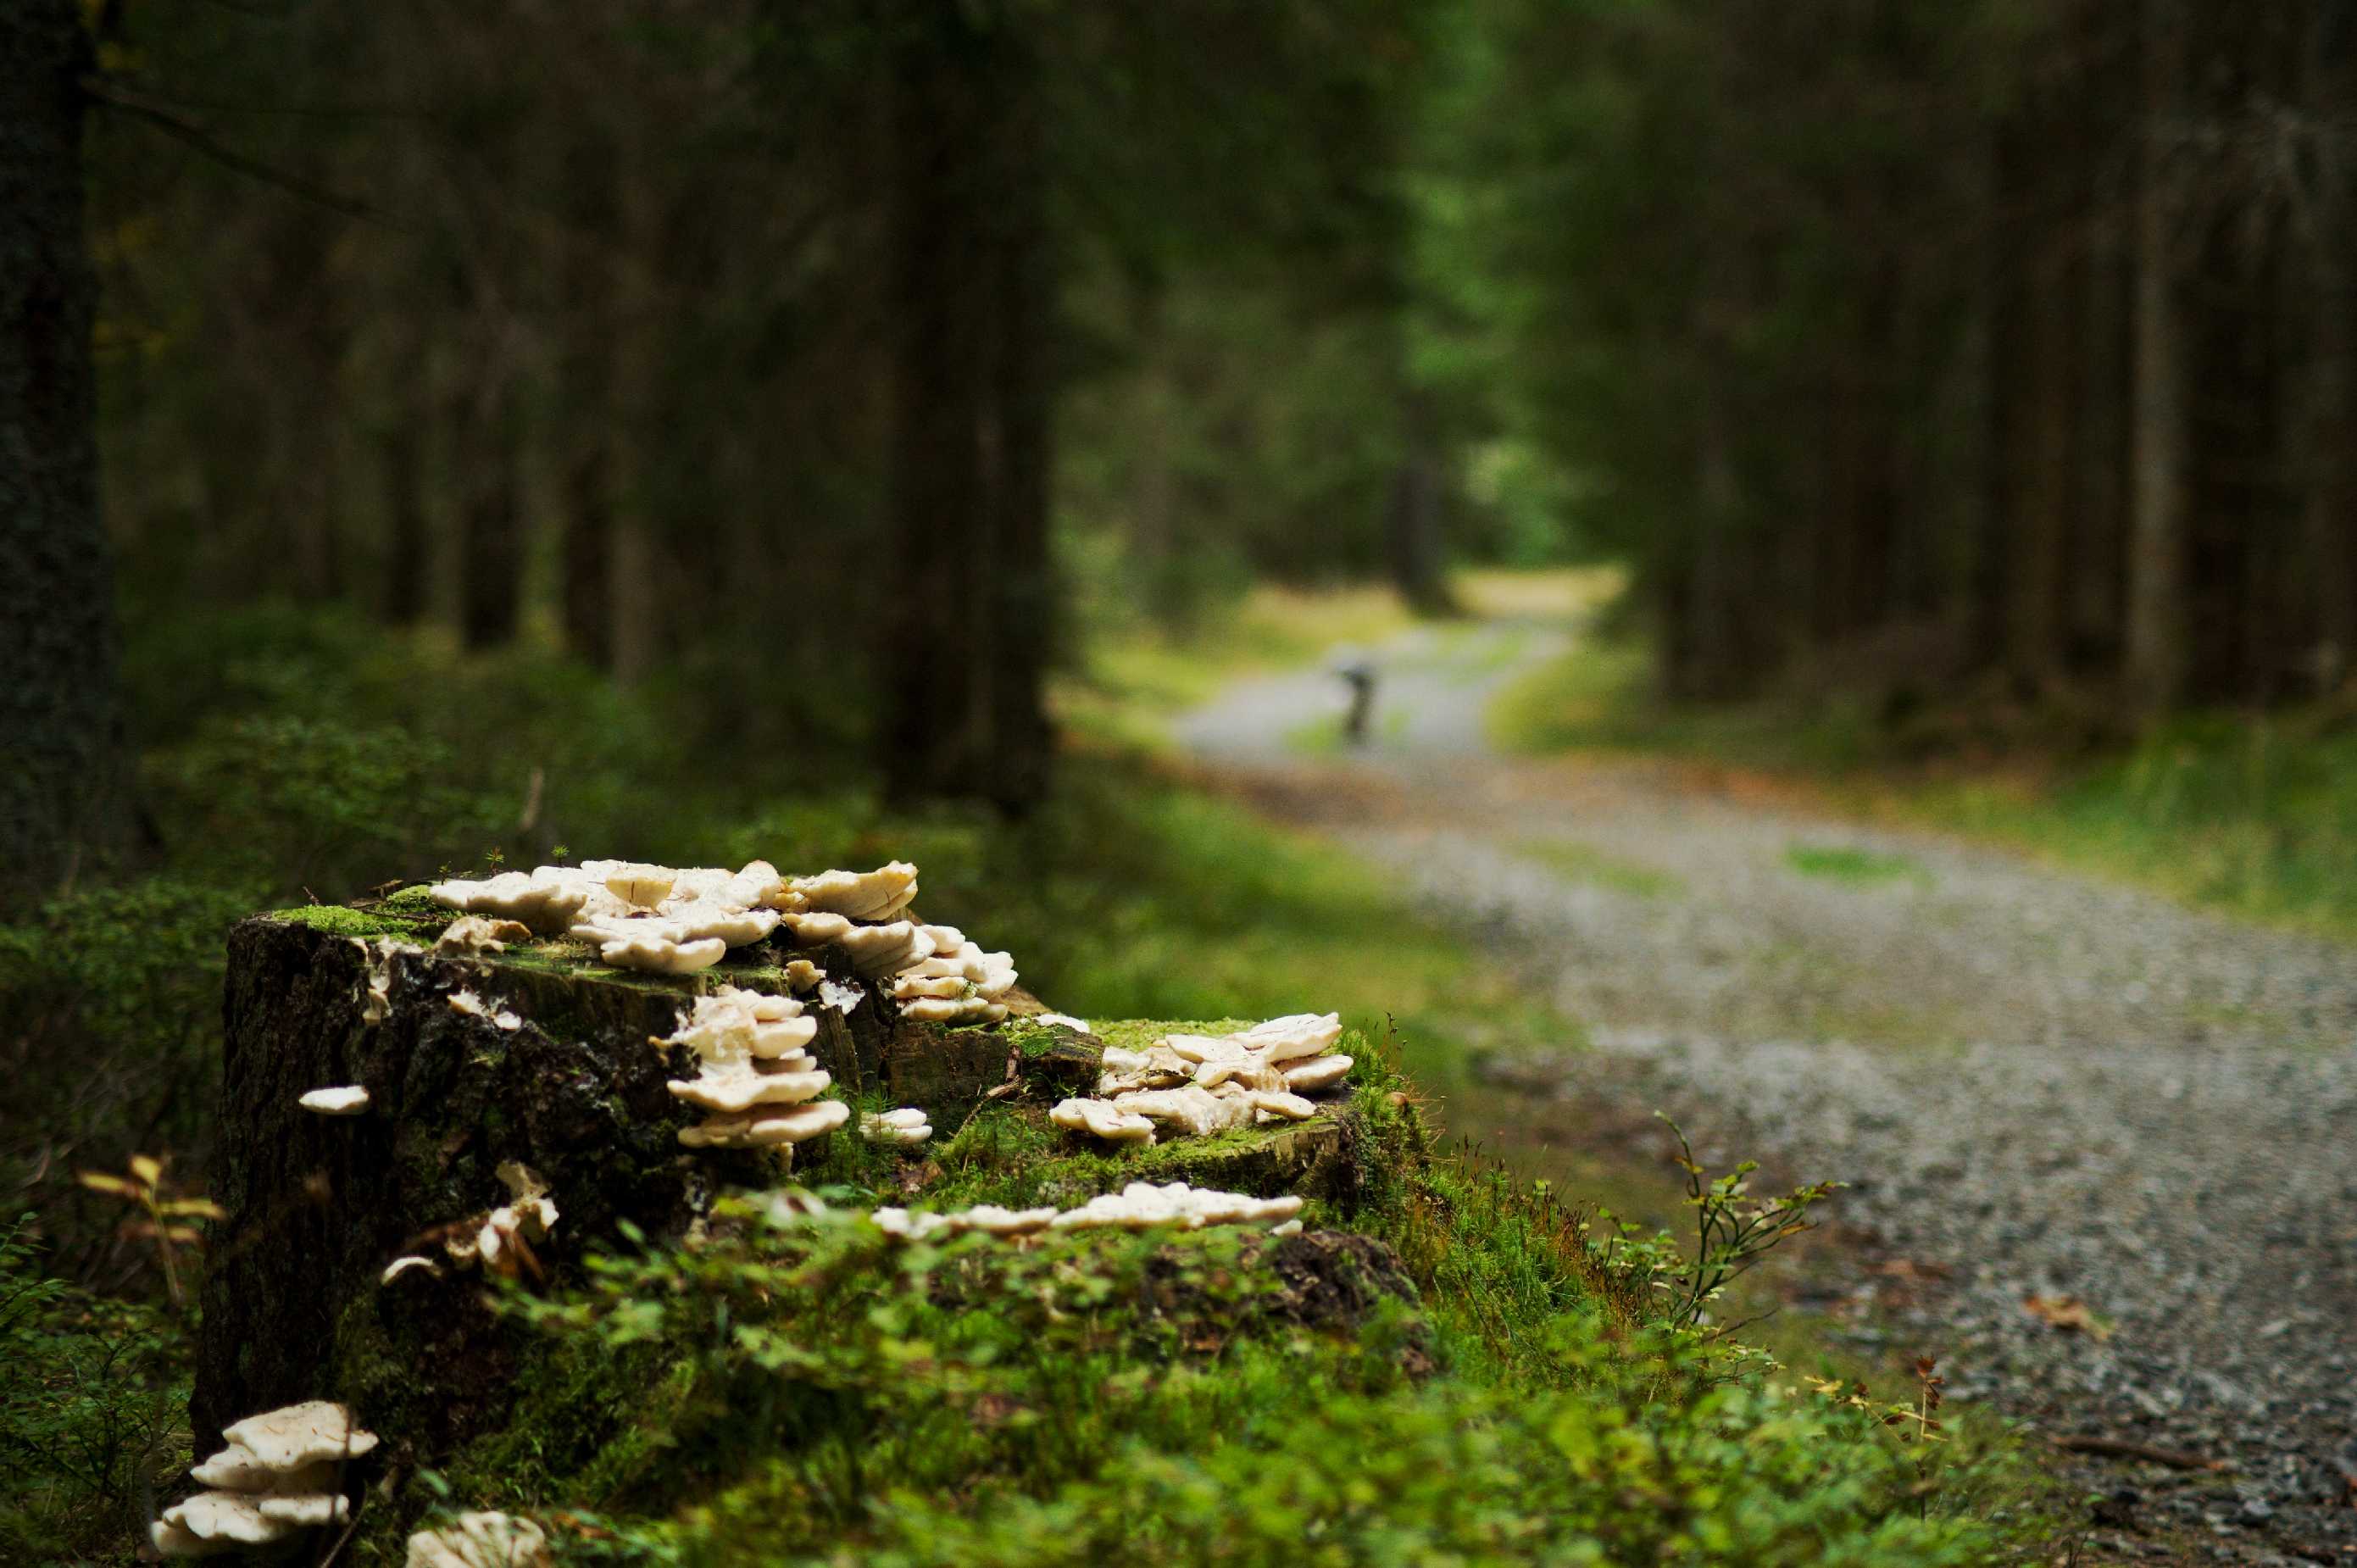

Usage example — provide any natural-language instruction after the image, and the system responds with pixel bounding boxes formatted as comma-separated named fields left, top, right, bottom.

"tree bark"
left=558, top=135, right=616, bottom=671
left=0, top=1, right=131, bottom=895
left=457, top=347, right=522, bottom=650
left=2126, top=0, right=2190, bottom=716
left=609, top=128, right=659, bottom=687
left=1386, top=388, right=1454, bottom=617
left=879, top=6, right=1056, bottom=809
left=381, top=402, right=431, bottom=628
left=194, top=901, right=1097, bottom=1487
left=2299, top=14, right=2356, bottom=688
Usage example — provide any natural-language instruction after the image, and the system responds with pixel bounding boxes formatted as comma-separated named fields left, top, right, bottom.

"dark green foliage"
left=392, top=1101, right=2015, bottom=1567
left=0, top=1218, right=190, bottom=1561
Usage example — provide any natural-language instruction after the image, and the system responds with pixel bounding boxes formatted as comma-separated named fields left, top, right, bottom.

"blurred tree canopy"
left=3, top=0, right=2347, bottom=876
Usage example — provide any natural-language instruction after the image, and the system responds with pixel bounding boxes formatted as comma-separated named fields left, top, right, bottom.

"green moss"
left=380, top=883, right=445, bottom=915
left=268, top=901, right=440, bottom=940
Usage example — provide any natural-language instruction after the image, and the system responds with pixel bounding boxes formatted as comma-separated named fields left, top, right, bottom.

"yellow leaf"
left=128, top=1155, right=164, bottom=1186
left=77, top=1172, right=137, bottom=1197
left=164, top=1226, right=203, bottom=1245
left=160, top=1198, right=227, bottom=1220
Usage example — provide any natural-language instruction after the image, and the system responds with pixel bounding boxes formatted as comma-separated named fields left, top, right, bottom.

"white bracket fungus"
left=155, top=1402, right=376, bottom=1557
left=874, top=1182, right=1300, bottom=1244
left=780, top=910, right=853, bottom=948
left=872, top=1202, right=1059, bottom=1241
left=1051, top=1182, right=1303, bottom=1232
left=1050, top=1097, right=1156, bottom=1144
left=1062, top=1018, right=1353, bottom=1148
left=447, top=989, right=523, bottom=1030
left=1158, top=1014, right=1352, bottom=1099
left=836, top=920, right=932, bottom=977
left=1248, top=1088, right=1318, bottom=1122
left=352, top=937, right=421, bottom=1026
left=434, top=916, right=531, bottom=957
left=298, top=1086, right=370, bottom=1116
left=1282, top=1053, right=1354, bottom=1093
left=432, top=859, right=798, bottom=971
left=656, top=985, right=819, bottom=1061
left=1109, top=1083, right=1256, bottom=1140
left=657, top=987, right=847, bottom=1152
left=677, top=1099, right=849, bottom=1150
left=1096, top=1043, right=1193, bottom=1096
left=405, top=1510, right=553, bottom=1568
left=789, top=861, right=919, bottom=920
left=860, top=1107, right=933, bottom=1145
left=597, top=931, right=725, bottom=974
left=439, top=1163, right=559, bottom=1278
left=889, top=924, right=1018, bottom=1026
left=426, top=871, right=589, bottom=936
left=598, top=862, right=675, bottom=909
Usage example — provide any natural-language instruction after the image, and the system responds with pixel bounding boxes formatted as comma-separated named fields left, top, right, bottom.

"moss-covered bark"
left=196, top=897, right=1380, bottom=1554
left=194, top=901, right=1097, bottom=1460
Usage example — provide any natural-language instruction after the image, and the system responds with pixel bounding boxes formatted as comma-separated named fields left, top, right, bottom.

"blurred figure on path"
left=1335, top=653, right=1378, bottom=746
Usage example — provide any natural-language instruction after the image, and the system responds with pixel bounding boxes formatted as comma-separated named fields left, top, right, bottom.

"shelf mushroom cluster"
left=153, top=1401, right=375, bottom=1557
left=873, top=1181, right=1302, bottom=1243
left=406, top=1510, right=553, bottom=1568
left=379, top=1162, right=559, bottom=1285
left=1052, top=1013, right=1353, bottom=1147
left=428, top=858, right=1022, bottom=1015
left=776, top=865, right=1020, bottom=1027
left=657, top=985, right=848, bottom=1154
left=431, top=858, right=800, bottom=975
left=860, top=1107, right=933, bottom=1146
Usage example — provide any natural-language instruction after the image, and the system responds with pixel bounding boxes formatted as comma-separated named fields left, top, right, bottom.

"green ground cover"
left=1494, top=628, right=2357, bottom=943
left=1, top=597, right=2055, bottom=1562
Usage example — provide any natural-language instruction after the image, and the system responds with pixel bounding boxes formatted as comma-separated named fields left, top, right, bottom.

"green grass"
left=1493, top=624, right=2357, bottom=944
left=1784, top=843, right=1931, bottom=889
left=3, top=592, right=2064, bottom=1563
left=1514, top=837, right=1685, bottom=898
left=407, top=1065, right=2045, bottom=1567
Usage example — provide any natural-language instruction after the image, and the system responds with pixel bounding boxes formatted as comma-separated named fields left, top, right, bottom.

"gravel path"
left=1178, top=620, right=2357, bottom=1565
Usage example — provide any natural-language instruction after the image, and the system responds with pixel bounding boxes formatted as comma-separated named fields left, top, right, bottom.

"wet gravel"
left=1183, top=627, right=2357, bottom=1564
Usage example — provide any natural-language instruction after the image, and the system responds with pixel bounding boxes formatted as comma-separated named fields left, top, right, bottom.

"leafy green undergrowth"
left=389, top=1051, right=2039, bottom=1566
left=3, top=603, right=1554, bottom=1290
left=1493, top=628, right=2357, bottom=942
left=0, top=1219, right=191, bottom=1561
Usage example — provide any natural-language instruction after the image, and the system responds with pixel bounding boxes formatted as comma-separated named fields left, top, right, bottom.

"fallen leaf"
left=2022, top=1293, right=2114, bottom=1340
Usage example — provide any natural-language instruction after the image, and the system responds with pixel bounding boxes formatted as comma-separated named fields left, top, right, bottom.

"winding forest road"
left=1176, top=614, right=2357, bottom=1565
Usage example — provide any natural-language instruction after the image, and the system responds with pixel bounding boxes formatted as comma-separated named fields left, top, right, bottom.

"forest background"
left=1, top=0, right=2352, bottom=1551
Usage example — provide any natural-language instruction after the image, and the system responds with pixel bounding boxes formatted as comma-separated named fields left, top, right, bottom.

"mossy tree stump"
left=194, top=890, right=1381, bottom=1515
left=192, top=892, right=1096, bottom=1462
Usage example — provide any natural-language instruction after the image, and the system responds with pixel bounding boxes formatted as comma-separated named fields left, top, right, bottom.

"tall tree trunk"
left=981, top=81, right=1056, bottom=810
left=1128, top=285, right=1187, bottom=633
left=2008, top=233, right=2079, bottom=687
left=2126, top=0, right=2190, bottom=716
left=559, top=134, right=616, bottom=671
left=378, top=319, right=432, bottom=626
left=458, top=364, right=521, bottom=650
left=878, top=6, right=1055, bottom=809
left=2299, top=14, right=2356, bottom=689
left=0, top=2, right=131, bottom=893
left=1386, top=386, right=1454, bottom=616
left=609, top=129, right=659, bottom=687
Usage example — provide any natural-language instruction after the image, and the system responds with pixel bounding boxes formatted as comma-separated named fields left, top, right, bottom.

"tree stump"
left=192, top=891, right=1097, bottom=1463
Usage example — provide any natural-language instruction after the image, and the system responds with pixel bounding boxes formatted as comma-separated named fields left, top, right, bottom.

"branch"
left=81, top=76, right=400, bottom=228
